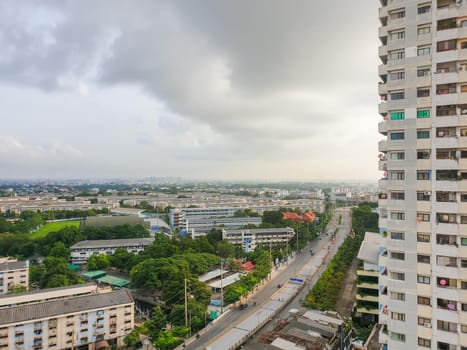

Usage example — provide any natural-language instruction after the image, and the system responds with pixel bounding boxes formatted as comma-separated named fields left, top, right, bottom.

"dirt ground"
left=335, top=257, right=359, bottom=318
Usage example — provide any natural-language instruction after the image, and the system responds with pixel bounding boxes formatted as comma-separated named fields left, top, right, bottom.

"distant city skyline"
left=0, top=1, right=379, bottom=181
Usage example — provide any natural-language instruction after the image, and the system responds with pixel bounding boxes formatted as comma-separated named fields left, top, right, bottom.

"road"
left=182, top=207, right=352, bottom=350
left=251, top=207, right=352, bottom=340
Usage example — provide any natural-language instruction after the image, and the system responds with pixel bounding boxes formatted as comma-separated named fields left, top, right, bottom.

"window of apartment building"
left=437, top=104, right=457, bottom=116
left=390, top=91, right=405, bottom=100
left=438, top=298, right=458, bottom=310
left=417, top=150, right=430, bottom=159
left=417, top=191, right=431, bottom=201
left=391, top=312, right=406, bottom=321
left=391, top=212, right=405, bottom=220
left=461, top=150, right=467, bottom=159
left=418, top=4, right=431, bottom=14
left=390, top=271, right=405, bottom=280
left=436, top=234, right=457, bottom=245
left=418, top=254, right=431, bottom=263
left=418, top=317, right=432, bottom=326
left=461, top=324, right=467, bottom=333
left=436, top=191, right=457, bottom=202
left=417, top=109, right=431, bottom=118
left=417, top=233, right=431, bottom=242
left=390, top=151, right=405, bottom=160
left=417, top=213, right=430, bottom=222
left=436, top=169, right=457, bottom=181
left=417, top=87, right=430, bottom=97
left=418, top=46, right=431, bottom=56
left=389, top=170, right=405, bottom=180
left=439, top=126, right=457, bottom=138
left=417, top=66, right=431, bottom=77
left=391, top=251, right=405, bottom=260
left=462, top=259, right=467, bottom=268
left=389, top=49, right=405, bottom=61
left=463, top=303, right=467, bottom=311
left=437, top=40, right=456, bottom=52
left=390, top=131, right=405, bottom=140
left=418, top=275, right=431, bottom=284
left=417, top=170, right=431, bottom=180
left=390, top=231, right=405, bottom=240
left=436, top=277, right=457, bottom=290
left=418, top=25, right=431, bottom=35
left=390, top=191, right=405, bottom=200
left=390, top=332, right=406, bottom=342
left=417, top=129, right=430, bottom=139
left=389, top=9, right=405, bottom=20
left=389, top=111, right=404, bottom=120
left=436, top=149, right=456, bottom=160
left=438, top=320, right=457, bottom=333
left=437, top=255, right=457, bottom=267
left=418, top=338, right=431, bottom=348
left=390, top=30, right=405, bottom=40
left=389, top=71, right=405, bottom=81
left=390, top=291, right=405, bottom=301
left=462, top=215, right=467, bottom=224
left=438, top=213, right=457, bottom=223
left=438, top=342, right=457, bottom=350
left=461, top=238, right=467, bottom=246
left=418, top=296, right=431, bottom=305
left=462, top=281, right=467, bottom=290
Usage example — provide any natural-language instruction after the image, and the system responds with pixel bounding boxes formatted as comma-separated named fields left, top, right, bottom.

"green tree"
left=87, top=253, right=110, bottom=271
left=7, top=285, right=27, bottom=294
left=48, top=242, right=71, bottom=260
left=216, top=241, right=235, bottom=258
left=110, top=248, right=136, bottom=271
left=146, top=306, right=167, bottom=337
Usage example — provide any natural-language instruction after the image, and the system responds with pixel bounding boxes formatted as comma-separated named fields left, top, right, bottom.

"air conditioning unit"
left=424, top=322, right=432, bottom=328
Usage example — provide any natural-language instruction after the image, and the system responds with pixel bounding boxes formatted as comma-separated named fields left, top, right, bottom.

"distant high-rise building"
left=378, top=1, right=467, bottom=349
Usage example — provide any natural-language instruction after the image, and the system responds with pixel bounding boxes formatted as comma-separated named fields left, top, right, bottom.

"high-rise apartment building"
left=378, top=1, right=467, bottom=349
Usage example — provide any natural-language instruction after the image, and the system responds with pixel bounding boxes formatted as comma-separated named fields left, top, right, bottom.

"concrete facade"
left=0, top=259, right=28, bottom=295
left=0, top=288, right=134, bottom=350
left=378, top=1, right=467, bottom=349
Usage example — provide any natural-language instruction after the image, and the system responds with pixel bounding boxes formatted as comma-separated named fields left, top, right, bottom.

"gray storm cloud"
left=0, top=0, right=380, bottom=180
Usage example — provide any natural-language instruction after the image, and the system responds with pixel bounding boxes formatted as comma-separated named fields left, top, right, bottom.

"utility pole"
left=184, top=277, right=188, bottom=328
left=296, top=224, right=299, bottom=253
left=220, top=259, right=224, bottom=314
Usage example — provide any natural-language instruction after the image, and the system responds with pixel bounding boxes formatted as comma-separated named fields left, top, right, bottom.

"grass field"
left=30, top=220, right=81, bottom=239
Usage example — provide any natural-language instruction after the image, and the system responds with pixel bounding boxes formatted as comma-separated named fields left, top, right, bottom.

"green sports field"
left=30, top=220, right=81, bottom=239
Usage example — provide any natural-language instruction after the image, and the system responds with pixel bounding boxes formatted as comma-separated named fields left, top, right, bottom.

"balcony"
left=378, top=140, right=388, bottom=152
left=379, top=102, right=388, bottom=115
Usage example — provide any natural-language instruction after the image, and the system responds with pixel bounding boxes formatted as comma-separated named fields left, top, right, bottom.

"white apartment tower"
left=378, top=1, right=467, bottom=349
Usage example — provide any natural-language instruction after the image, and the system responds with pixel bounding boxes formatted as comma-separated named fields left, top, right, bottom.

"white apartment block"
left=222, top=227, right=295, bottom=252
left=70, top=238, right=154, bottom=265
left=169, top=207, right=238, bottom=229
left=378, top=1, right=467, bottom=349
left=0, top=259, right=28, bottom=295
left=0, top=287, right=134, bottom=350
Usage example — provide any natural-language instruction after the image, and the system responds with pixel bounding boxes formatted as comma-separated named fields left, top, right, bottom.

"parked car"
left=239, top=303, right=248, bottom=310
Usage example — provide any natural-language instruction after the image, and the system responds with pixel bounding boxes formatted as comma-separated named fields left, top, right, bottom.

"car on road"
left=239, top=303, right=248, bottom=310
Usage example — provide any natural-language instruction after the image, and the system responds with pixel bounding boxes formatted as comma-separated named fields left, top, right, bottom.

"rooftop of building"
left=0, top=259, right=28, bottom=272
left=71, top=237, right=154, bottom=249
left=0, top=289, right=133, bottom=325
left=223, top=227, right=294, bottom=234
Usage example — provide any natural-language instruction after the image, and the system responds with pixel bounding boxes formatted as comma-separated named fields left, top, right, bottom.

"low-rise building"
left=0, top=258, right=28, bottom=295
left=70, top=238, right=154, bottom=265
left=355, top=232, right=381, bottom=325
left=0, top=287, right=134, bottom=350
left=222, top=227, right=295, bottom=252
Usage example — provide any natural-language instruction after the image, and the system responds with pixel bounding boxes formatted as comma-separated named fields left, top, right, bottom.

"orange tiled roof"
left=282, top=212, right=301, bottom=220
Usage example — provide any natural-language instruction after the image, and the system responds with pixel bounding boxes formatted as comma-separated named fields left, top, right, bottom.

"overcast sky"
left=0, top=1, right=380, bottom=181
